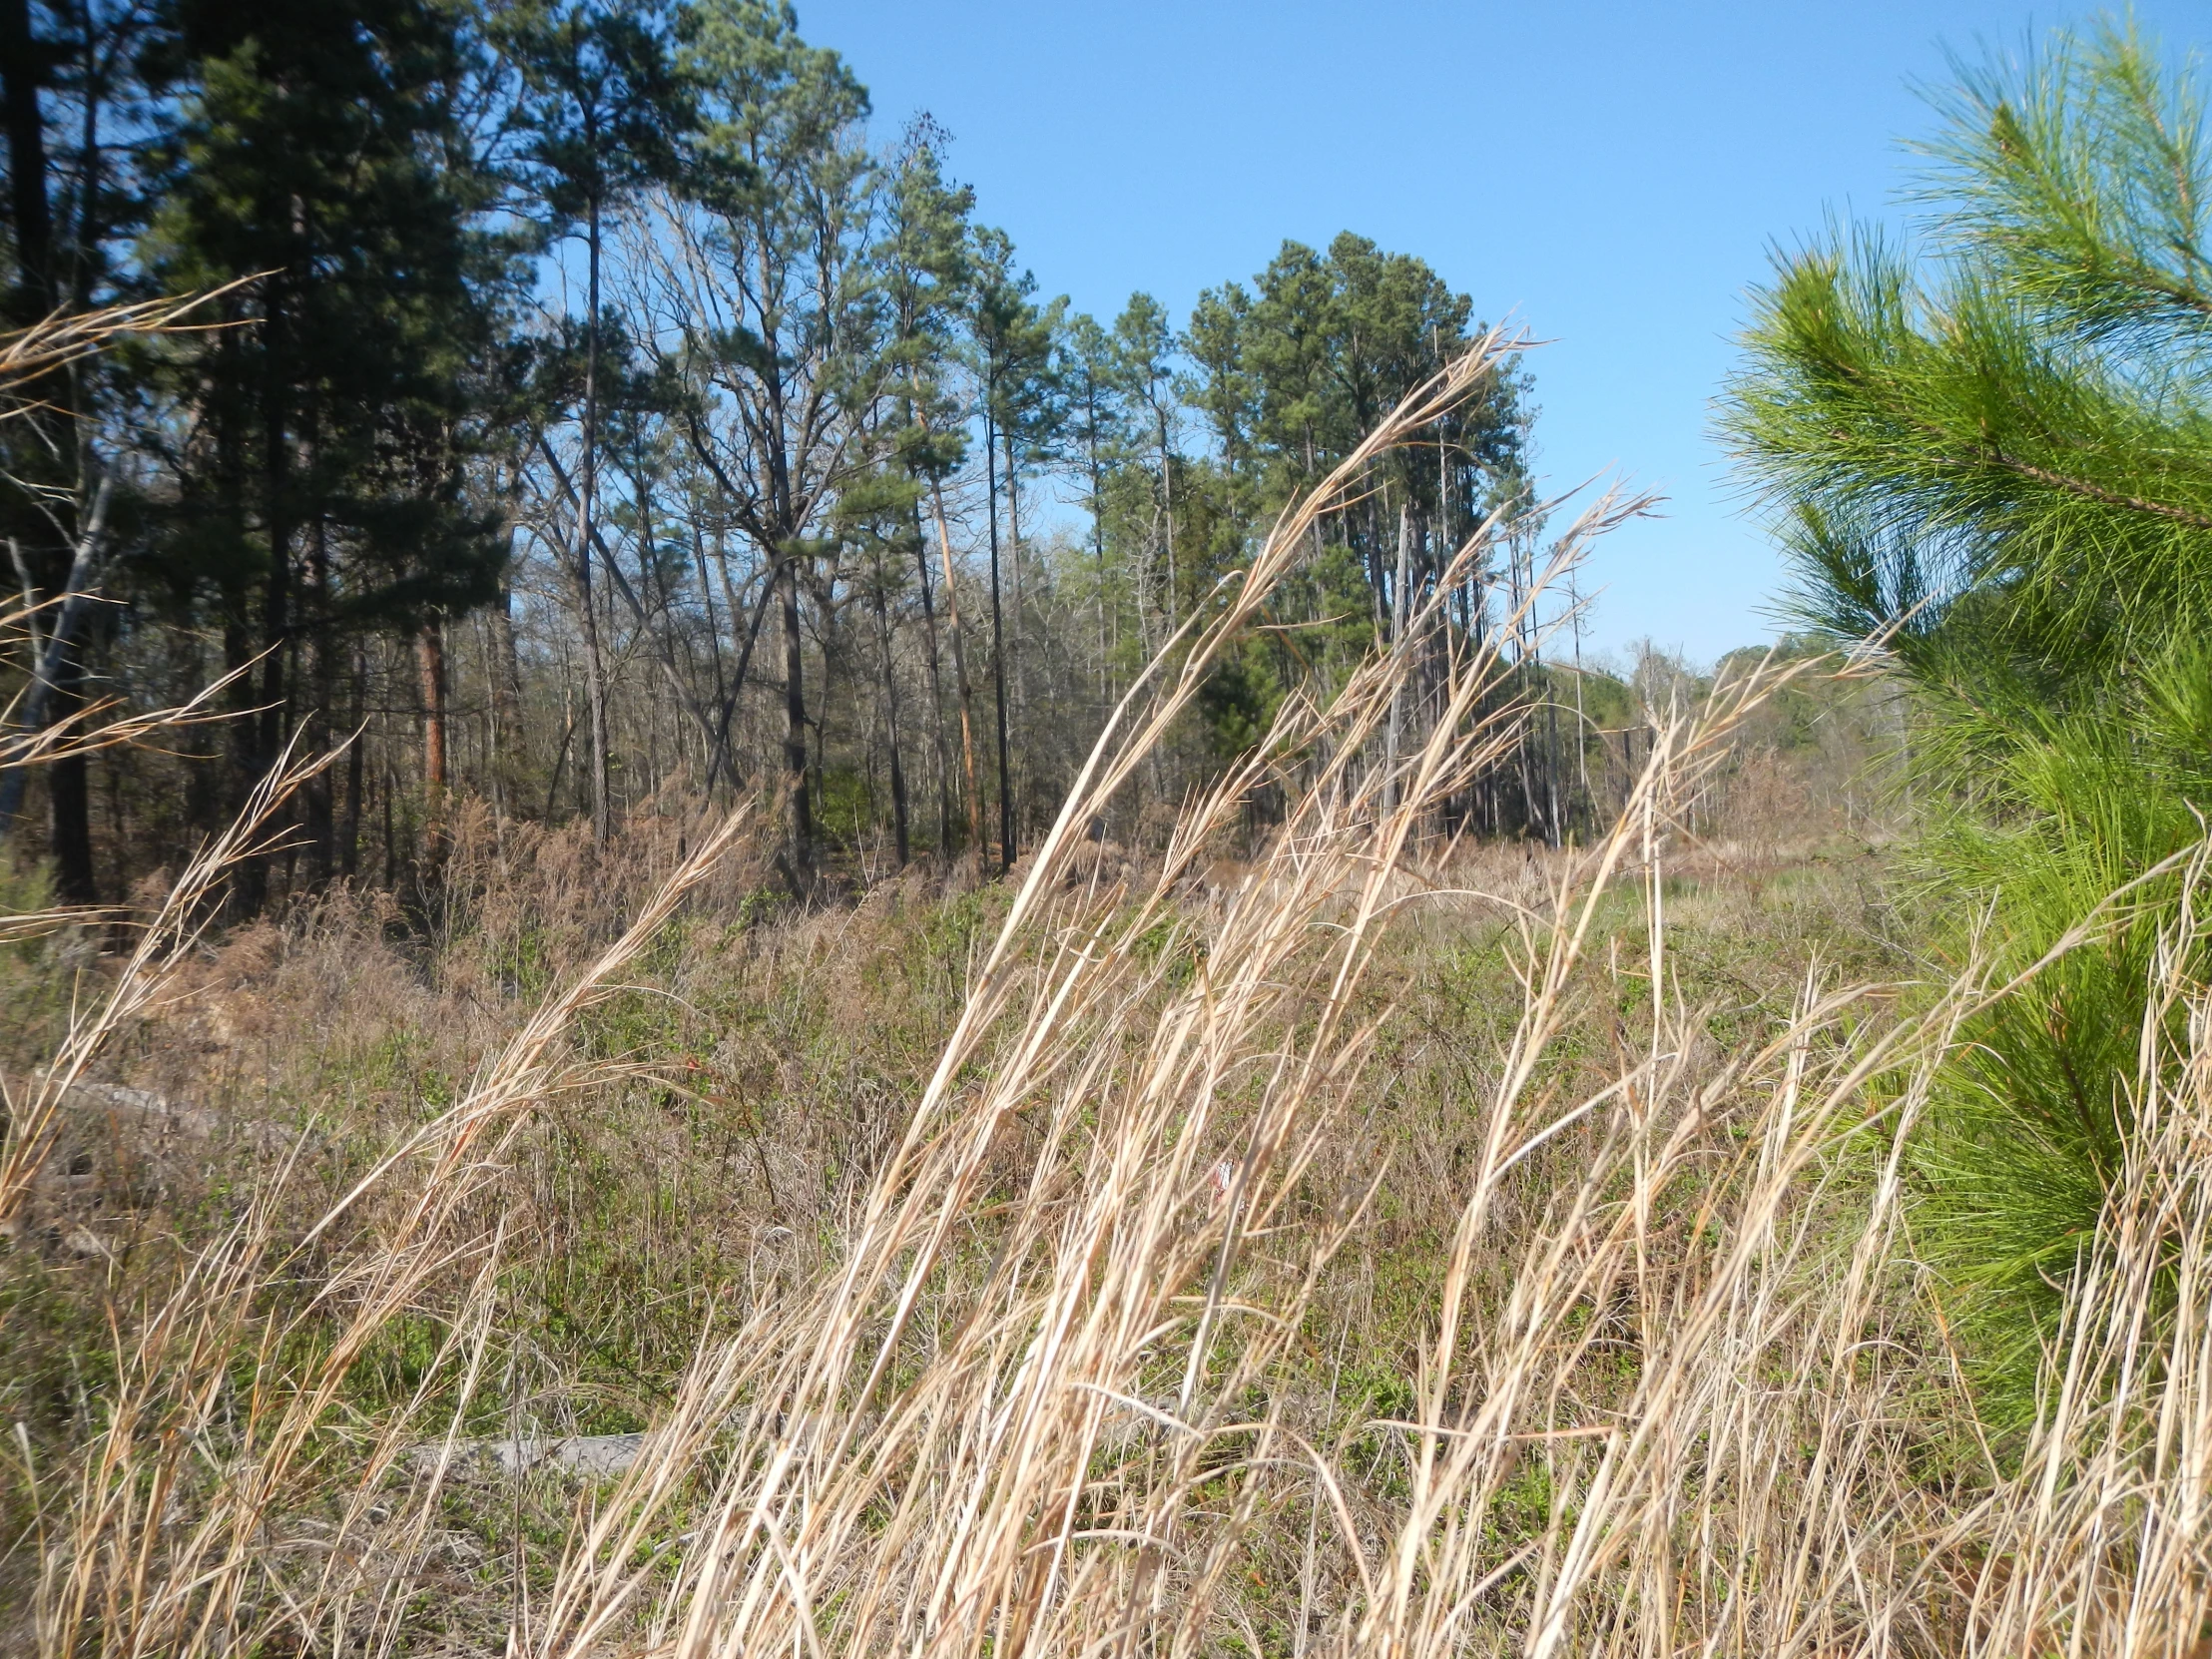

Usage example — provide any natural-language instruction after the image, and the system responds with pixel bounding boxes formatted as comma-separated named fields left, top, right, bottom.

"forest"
left=5, top=6, right=2212, bottom=1659
left=0, top=0, right=1629, bottom=911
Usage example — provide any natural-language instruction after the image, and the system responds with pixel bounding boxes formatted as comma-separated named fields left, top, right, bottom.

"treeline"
left=0, top=0, right=1617, bottom=907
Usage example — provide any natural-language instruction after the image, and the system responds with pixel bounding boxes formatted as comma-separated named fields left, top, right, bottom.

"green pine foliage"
left=1074, top=234, right=1533, bottom=784
left=1725, top=21, right=2212, bottom=1425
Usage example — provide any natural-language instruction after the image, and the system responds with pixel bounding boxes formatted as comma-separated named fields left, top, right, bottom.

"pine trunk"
left=926, top=480, right=982, bottom=862
left=872, top=553, right=909, bottom=866
left=579, top=187, right=611, bottom=844
left=985, top=412, right=1014, bottom=871
left=909, top=506, right=953, bottom=856
left=419, top=618, right=448, bottom=802
left=779, top=553, right=814, bottom=888
left=1383, top=505, right=1411, bottom=817
left=340, top=644, right=365, bottom=880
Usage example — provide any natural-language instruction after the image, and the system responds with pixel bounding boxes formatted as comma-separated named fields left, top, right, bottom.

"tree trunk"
left=579, top=186, right=612, bottom=843
left=1088, top=399, right=1109, bottom=712
left=340, top=643, right=364, bottom=879
left=779, top=551, right=814, bottom=888
left=491, top=584, right=524, bottom=811
left=419, top=616, right=447, bottom=801
left=909, top=506, right=952, bottom=856
left=1160, top=410, right=1177, bottom=634
left=985, top=410, right=1013, bottom=871
left=1004, top=424, right=1026, bottom=814
left=691, top=520, right=731, bottom=795
left=0, top=10, right=95, bottom=903
left=871, top=551, right=909, bottom=866
left=46, top=654, right=92, bottom=901
left=0, top=0, right=53, bottom=320
left=303, top=508, right=334, bottom=884
left=811, top=563, right=839, bottom=830
left=926, top=479, right=982, bottom=861
left=235, top=284, right=293, bottom=917
left=1383, top=505, right=1411, bottom=817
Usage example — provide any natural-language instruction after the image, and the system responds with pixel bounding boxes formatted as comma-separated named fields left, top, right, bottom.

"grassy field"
left=4, top=369, right=2207, bottom=1659
left=1, top=754, right=1918, bottom=1655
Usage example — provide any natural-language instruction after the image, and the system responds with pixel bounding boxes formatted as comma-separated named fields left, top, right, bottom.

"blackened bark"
left=0, top=0, right=54, bottom=315
left=1, top=6, right=96, bottom=902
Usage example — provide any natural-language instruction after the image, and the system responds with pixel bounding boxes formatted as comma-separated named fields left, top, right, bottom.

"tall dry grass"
left=19, top=803, right=754, bottom=1657
left=6, top=335, right=2210, bottom=1657
left=0, top=287, right=246, bottom=416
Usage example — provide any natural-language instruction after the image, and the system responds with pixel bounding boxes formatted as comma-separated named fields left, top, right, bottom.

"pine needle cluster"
left=1724, top=21, right=2212, bottom=1423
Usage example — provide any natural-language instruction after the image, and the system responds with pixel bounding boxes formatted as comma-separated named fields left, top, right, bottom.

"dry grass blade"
left=0, top=637, right=253, bottom=775
left=0, top=285, right=250, bottom=417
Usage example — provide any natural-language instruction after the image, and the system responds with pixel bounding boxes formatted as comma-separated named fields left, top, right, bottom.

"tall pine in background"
left=141, top=0, right=505, bottom=901
left=494, top=0, right=690, bottom=844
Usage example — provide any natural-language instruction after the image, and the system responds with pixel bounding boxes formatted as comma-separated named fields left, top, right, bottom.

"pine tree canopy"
left=1728, top=22, right=2212, bottom=1419
left=1728, top=23, right=2212, bottom=719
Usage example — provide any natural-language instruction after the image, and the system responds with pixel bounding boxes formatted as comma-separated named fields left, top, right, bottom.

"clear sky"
left=798, top=0, right=2205, bottom=665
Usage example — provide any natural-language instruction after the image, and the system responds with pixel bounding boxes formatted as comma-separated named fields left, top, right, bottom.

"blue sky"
left=801, top=0, right=2205, bottom=665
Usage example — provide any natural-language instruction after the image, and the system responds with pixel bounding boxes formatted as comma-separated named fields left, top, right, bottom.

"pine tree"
left=968, top=226, right=1056, bottom=868
left=493, top=0, right=690, bottom=845
left=141, top=0, right=506, bottom=907
left=0, top=0, right=151, bottom=900
left=1724, top=21, right=2212, bottom=1415
left=1184, top=280, right=1258, bottom=470
left=878, top=120, right=978, bottom=859
left=1109, top=294, right=1179, bottom=640
left=0, top=0, right=81, bottom=894
left=1243, top=242, right=1338, bottom=489
left=1057, top=311, right=1125, bottom=713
